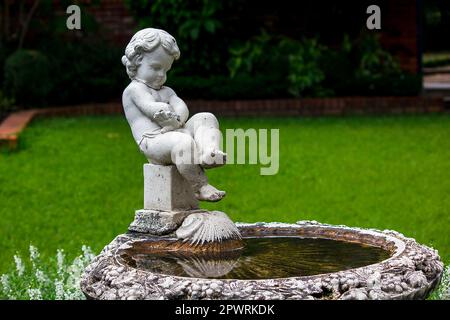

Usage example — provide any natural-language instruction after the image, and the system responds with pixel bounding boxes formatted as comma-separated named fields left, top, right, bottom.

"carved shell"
left=175, top=211, right=242, bottom=245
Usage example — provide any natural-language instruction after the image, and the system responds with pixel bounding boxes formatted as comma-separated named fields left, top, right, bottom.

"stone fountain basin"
left=80, top=221, right=444, bottom=300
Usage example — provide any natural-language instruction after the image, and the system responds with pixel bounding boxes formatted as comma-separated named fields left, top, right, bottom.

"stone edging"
left=0, top=104, right=122, bottom=149
left=80, top=220, right=444, bottom=300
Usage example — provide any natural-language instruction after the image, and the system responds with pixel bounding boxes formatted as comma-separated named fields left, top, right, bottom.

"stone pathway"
left=0, top=104, right=122, bottom=150
left=0, top=110, right=39, bottom=149
left=423, top=66, right=450, bottom=101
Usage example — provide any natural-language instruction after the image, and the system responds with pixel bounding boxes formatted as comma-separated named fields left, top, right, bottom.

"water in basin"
left=117, top=236, right=391, bottom=279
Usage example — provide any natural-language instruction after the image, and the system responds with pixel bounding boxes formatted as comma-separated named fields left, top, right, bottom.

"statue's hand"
left=153, top=108, right=177, bottom=122
left=155, top=110, right=182, bottom=133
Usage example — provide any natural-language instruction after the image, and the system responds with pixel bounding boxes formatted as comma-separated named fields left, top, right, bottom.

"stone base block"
left=128, top=209, right=204, bottom=235
left=144, top=164, right=199, bottom=211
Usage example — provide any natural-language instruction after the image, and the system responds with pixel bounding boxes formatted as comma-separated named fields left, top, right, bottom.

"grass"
left=423, top=51, right=450, bottom=68
left=0, top=114, right=449, bottom=274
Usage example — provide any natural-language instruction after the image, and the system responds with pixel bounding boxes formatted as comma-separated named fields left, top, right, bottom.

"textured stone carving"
left=80, top=221, right=444, bottom=300
left=175, top=211, right=242, bottom=244
left=128, top=209, right=203, bottom=235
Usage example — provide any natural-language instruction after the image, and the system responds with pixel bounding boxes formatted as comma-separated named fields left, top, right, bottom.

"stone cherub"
left=121, top=28, right=227, bottom=202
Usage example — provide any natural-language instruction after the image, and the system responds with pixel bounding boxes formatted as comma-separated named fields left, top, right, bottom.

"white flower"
left=35, top=268, right=48, bottom=284
left=14, top=255, right=25, bottom=276
left=1, top=274, right=10, bottom=293
left=27, top=288, right=42, bottom=300
left=54, top=280, right=64, bottom=300
left=64, top=289, right=84, bottom=300
left=3, top=244, right=95, bottom=300
left=56, top=249, right=65, bottom=277
left=1, top=274, right=15, bottom=300
left=29, top=245, right=40, bottom=264
left=81, top=245, right=95, bottom=264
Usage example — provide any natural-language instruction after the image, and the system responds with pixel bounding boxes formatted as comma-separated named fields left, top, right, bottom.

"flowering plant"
left=0, top=245, right=95, bottom=300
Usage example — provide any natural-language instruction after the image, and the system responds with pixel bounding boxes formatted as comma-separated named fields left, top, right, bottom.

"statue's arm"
left=167, top=88, right=189, bottom=124
left=130, top=88, right=171, bottom=120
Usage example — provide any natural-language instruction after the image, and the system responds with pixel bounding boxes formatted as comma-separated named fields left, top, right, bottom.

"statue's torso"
left=122, top=82, right=175, bottom=144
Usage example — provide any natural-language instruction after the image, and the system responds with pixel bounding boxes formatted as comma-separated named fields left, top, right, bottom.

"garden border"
left=0, top=96, right=446, bottom=150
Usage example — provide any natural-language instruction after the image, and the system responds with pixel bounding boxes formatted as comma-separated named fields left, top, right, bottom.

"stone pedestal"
left=144, top=164, right=198, bottom=211
left=128, top=164, right=200, bottom=235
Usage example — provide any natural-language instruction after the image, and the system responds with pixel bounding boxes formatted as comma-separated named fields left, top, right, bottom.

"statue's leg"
left=142, top=132, right=225, bottom=202
left=185, top=112, right=226, bottom=168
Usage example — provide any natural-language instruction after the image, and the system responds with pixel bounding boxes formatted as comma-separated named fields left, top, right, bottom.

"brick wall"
left=85, top=0, right=136, bottom=46
left=51, top=0, right=137, bottom=46
left=33, top=97, right=446, bottom=118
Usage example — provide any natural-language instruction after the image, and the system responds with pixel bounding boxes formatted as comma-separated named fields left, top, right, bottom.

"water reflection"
left=128, top=251, right=241, bottom=278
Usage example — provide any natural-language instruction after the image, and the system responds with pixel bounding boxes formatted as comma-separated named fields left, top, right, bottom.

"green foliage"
left=227, top=32, right=328, bottom=97
left=0, top=2, right=424, bottom=105
left=168, top=73, right=285, bottom=100
left=423, top=52, right=450, bottom=68
left=46, top=42, right=127, bottom=105
left=0, top=1, right=122, bottom=107
left=2, top=41, right=126, bottom=107
left=0, top=90, right=15, bottom=112
left=286, top=38, right=327, bottom=97
left=321, top=33, right=421, bottom=96
left=227, top=31, right=272, bottom=78
left=125, top=0, right=224, bottom=75
left=355, top=34, right=401, bottom=81
left=127, top=0, right=221, bottom=40
left=4, top=50, right=52, bottom=107
left=0, top=245, right=94, bottom=300
left=226, top=31, right=414, bottom=98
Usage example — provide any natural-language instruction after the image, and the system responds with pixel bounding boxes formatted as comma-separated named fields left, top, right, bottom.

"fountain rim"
left=81, top=220, right=444, bottom=300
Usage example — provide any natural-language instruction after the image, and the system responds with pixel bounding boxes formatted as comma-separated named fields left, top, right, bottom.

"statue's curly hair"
left=121, top=28, right=180, bottom=79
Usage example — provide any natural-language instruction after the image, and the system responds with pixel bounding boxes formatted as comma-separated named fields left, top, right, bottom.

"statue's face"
left=135, top=46, right=174, bottom=89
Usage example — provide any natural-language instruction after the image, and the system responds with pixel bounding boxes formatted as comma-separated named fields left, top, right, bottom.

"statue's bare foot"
left=200, top=150, right=227, bottom=169
left=195, top=184, right=226, bottom=202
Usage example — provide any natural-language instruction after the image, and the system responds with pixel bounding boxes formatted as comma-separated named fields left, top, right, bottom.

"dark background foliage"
left=0, top=0, right=447, bottom=108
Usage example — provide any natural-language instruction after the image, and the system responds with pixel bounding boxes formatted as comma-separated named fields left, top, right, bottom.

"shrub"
left=4, top=50, right=52, bottom=107
left=285, top=38, right=327, bottom=97
left=0, top=245, right=95, bottom=300
left=226, top=32, right=329, bottom=98
left=0, top=90, right=15, bottom=113
left=46, top=41, right=127, bottom=105
left=321, top=33, right=422, bottom=97
left=125, top=0, right=226, bottom=76
left=167, top=73, right=286, bottom=100
left=355, top=34, right=401, bottom=80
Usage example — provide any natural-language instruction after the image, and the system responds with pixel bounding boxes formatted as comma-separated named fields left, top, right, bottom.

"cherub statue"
left=122, top=28, right=226, bottom=202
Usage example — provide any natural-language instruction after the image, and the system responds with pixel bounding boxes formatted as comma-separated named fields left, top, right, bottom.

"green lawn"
left=0, top=114, right=449, bottom=273
left=423, top=51, right=450, bottom=68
